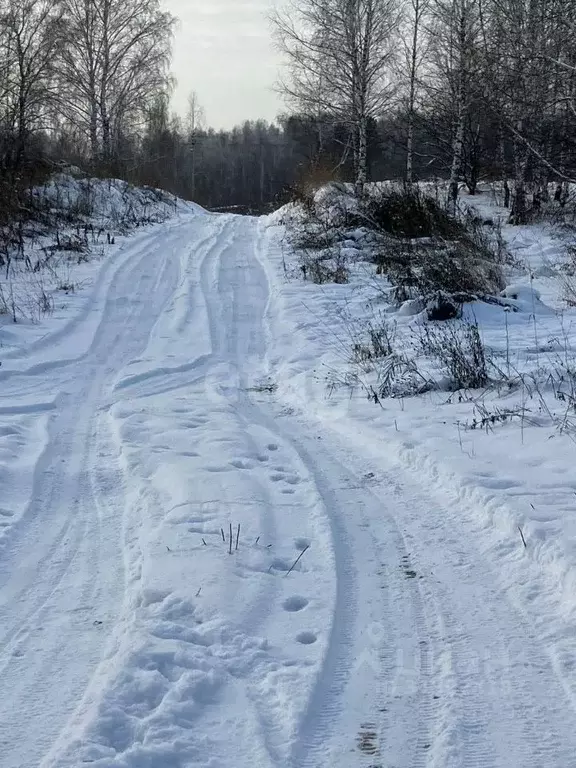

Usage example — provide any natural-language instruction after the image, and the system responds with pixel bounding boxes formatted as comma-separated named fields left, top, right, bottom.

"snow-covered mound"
left=0, top=173, right=204, bottom=347
left=32, top=173, right=204, bottom=229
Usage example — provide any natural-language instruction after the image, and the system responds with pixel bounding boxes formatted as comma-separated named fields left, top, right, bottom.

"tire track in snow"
left=244, top=408, right=438, bottom=768
left=197, top=216, right=351, bottom=765
left=30, top=214, right=432, bottom=768
left=202, top=216, right=434, bottom=768
left=0, top=226, right=184, bottom=767
left=253, top=218, right=444, bottom=768
left=296, top=413, right=576, bottom=768
left=118, top=214, right=353, bottom=766
left=110, top=216, right=229, bottom=401
left=0, top=224, right=177, bottom=388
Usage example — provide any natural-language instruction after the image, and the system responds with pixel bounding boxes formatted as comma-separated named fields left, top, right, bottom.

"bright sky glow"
left=164, top=0, right=284, bottom=129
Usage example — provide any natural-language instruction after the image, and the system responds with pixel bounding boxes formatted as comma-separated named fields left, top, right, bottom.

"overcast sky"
left=164, top=0, right=283, bottom=130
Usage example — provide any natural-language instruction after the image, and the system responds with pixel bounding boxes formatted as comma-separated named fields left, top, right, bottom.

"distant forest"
left=3, top=0, right=576, bottom=221
left=126, top=107, right=489, bottom=213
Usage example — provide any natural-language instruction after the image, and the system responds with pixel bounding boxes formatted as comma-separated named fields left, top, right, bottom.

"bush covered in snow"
left=279, top=183, right=508, bottom=301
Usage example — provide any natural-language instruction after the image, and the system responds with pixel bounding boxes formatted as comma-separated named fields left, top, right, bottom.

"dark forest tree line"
left=4, top=0, right=576, bottom=221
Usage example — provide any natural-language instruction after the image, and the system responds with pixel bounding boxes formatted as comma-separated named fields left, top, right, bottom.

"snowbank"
left=33, top=173, right=204, bottom=227
left=260, top=186, right=576, bottom=727
left=0, top=174, right=204, bottom=354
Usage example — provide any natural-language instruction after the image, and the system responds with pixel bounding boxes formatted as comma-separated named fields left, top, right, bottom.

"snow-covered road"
left=1, top=213, right=575, bottom=767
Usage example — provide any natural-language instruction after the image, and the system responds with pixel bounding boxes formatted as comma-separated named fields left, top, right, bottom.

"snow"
left=1, top=185, right=576, bottom=766
left=0, top=175, right=202, bottom=357
left=259, top=187, right=576, bottom=759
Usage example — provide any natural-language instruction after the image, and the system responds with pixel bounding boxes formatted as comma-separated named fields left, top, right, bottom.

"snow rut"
left=4, top=211, right=570, bottom=768
left=191, top=216, right=433, bottom=768
left=38, top=215, right=433, bottom=767
left=0, top=226, right=184, bottom=767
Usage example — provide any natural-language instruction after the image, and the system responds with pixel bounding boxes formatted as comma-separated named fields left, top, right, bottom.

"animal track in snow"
left=230, top=459, right=253, bottom=470
left=294, top=538, right=310, bottom=550
left=267, top=443, right=278, bottom=451
left=203, top=465, right=232, bottom=473
left=296, top=631, right=317, bottom=645
left=270, top=470, right=301, bottom=486
left=184, top=418, right=208, bottom=429
left=283, top=596, right=309, bottom=612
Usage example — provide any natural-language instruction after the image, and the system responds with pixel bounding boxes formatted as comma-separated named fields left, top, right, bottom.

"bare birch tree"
left=272, top=0, right=400, bottom=193
left=58, top=0, right=174, bottom=165
left=427, top=0, right=482, bottom=206
left=402, top=0, right=430, bottom=185
left=0, top=0, right=63, bottom=173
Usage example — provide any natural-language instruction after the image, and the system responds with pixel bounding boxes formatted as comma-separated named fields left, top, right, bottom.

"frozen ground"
left=0, top=188, right=576, bottom=766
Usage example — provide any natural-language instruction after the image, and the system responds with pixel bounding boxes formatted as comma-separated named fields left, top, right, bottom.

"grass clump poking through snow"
left=350, top=316, right=395, bottom=367
left=332, top=304, right=498, bottom=401
left=417, top=320, right=491, bottom=391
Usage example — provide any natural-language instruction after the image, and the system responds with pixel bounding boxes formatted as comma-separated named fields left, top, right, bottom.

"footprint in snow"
left=230, top=459, right=253, bottom=470
left=203, top=465, right=232, bottom=473
left=296, top=631, right=317, bottom=645
left=283, top=596, right=309, bottom=612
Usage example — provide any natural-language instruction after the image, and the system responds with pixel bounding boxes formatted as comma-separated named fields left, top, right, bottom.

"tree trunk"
left=99, top=0, right=111, bottom=164
left=555, top=180, right=569, bottom=207
left=510, top=178, right=528, bottom=224
left=448, top=110, right=465, bottom=207
left=467, top=172, right=478, bottom=196
left=406, top=0, right=423, bottom=186
left=406, top=114, right=414, bottom=187
left=190, top=140, right=196, bottom=199
left=509, top=128, right=529, bottom=224
left=89, top=100, right=98, bottom=162
left=101, top=106, right=111, bottom=162
left=355, top=116, right=368, bottom=196
left=498, top=126, right=510, bottom=208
